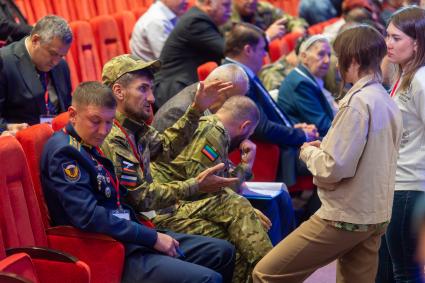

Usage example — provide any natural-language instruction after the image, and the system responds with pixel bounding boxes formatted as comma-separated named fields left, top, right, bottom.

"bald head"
left=205, top=64, right=249, bottom=96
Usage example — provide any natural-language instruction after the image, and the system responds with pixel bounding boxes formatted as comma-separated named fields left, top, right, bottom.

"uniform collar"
left=65, top=123, right=94, bottom=150
left=115, top=111, right=149, bottom=136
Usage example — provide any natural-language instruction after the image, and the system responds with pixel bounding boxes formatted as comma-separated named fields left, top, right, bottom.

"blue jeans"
left=376, top=190, right=424, bottom=283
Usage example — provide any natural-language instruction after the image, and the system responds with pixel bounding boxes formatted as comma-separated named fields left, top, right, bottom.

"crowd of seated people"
left=2, top=0, right=425, bottom=282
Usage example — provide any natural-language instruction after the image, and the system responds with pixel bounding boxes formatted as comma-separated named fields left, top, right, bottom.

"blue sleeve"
left=47, top=148, right=158, bottom=248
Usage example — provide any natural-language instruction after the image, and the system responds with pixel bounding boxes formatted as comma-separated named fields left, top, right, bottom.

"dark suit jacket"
left=153, top=7, right=224, bottom=109
left=152, top=83, right=197, bottom=133
left=0, top=0, right=31, bottom=42
left=222, top=59, right=307, bottom=185
left=0, top=37, right=72, bottom=125
left=278, top=64, right=334, bottom=136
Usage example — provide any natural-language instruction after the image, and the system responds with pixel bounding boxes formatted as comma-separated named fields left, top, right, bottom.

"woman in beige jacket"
left=253, top=25, right=403, bottom=283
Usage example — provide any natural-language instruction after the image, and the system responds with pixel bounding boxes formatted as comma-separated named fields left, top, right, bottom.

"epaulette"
left=68, top=135, right=81, bottom=151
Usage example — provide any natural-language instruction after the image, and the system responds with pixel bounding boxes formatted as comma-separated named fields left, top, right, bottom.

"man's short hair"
left=224, top=23, right=267, bottom=57
left=30, top=15, right=73, bottom=45
left=218, top=96, right=260, bottom=125
left=72, top=81, right=117, bottom=109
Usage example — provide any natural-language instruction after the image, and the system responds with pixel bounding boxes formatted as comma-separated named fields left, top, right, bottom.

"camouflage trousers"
left=153, top=190, right=273, bottom=283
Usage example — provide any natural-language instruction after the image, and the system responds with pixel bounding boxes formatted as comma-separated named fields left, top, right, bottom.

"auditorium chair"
left=197, top=61, right=218, bottom=81
left=113, top=11, right=136, bottom=53
left=282, top=31, right=303, bottom=53
left=69, top=21, right=102, bottom=82
left=65, top=54, right=79, bottom=91
left=69, top=0, right=95, bottom=20
left=90, top=15, right=125, bottom=66
left=51, top=112, right=70, bottom=132
left=268, top=39, right=284, bottom=63
left=47, top=0, right=72, bottom=21
left=0, top=136, right=91, bottom=283
left=14, top=127, right=125, bottom=283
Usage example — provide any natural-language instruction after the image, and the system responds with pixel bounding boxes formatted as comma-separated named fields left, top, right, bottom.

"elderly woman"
left=277, top=35, right=336, bottom=137
left=253, top=24, right=402, bottom=283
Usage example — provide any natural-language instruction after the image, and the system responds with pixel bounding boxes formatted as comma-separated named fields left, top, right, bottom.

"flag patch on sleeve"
left=201, top=144, right=219, bottom=162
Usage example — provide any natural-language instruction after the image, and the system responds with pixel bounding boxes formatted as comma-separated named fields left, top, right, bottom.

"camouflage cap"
left=102, top=54, right=161, bottom=87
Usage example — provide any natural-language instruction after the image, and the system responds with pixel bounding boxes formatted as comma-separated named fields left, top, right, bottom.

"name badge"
left=112, top=209, right=130, bottom=220
left=40, top=114, right=56, bottom=124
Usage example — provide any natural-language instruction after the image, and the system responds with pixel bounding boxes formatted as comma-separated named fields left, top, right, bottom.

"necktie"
left=40, top=72, right=57, bottom=115
left=253, top=76, right=292, bottom=127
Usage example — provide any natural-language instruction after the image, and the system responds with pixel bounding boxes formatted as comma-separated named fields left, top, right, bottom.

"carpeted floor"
left=304, top=261, right=336, bottom=283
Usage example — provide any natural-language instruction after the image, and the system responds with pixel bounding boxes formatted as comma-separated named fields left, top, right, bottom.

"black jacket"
left=0, top=37, right=72, bottom=125
left=153, top=7, right=224, bottom=109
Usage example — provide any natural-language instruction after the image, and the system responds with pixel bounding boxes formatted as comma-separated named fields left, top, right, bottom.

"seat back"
left=48, top=0, right=72, bottom=21
left=15, top=125, right=54, bottom=230
left=229, top=141, right=280, bottom=181
left=14, top=0, right=35, bottom=24
left=65, top=54, right=79, bottom=91
left=70, top=0, right=94, bottom=20
left=197, top=61, right=218, bottom=81
left=51, top=112, right=70, bottom=132
left=90, top=15, right=125, bottom=66
left=113, top=11, right=136, bottom=53
left=108, top=0, right=129, bottom=12
left=0, top=136, right=48, bottom=249
left=28, top=0, right=48, bottom=23
left=69, top=21, right=102, bottom=82
left=0, top=231, right=39, bottom=283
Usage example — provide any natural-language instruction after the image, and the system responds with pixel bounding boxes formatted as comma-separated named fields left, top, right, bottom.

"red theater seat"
left=90, top=15, right=125, bottom=66
left=113, top=11, right=136, bottom=54
left=51, top=112, right=70, bottom=132
left=15, top=126, right=125, bottom=283
left=197, top=61, right=218, bottom=81
left=0, top=136, right=91, bottom=283
left=69, top=21, right=102, bottom=82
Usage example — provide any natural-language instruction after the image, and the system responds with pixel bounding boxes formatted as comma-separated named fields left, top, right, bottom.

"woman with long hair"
left=378, top=6, right=425, bottom=283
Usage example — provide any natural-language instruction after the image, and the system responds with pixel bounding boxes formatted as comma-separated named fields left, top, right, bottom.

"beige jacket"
left=300, top=75, right=403, bottom=224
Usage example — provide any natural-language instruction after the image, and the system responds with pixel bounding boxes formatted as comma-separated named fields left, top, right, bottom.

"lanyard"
left=113, top=120, right=144, bottom=171
left=390, top=77, right=401, bottom=97
left=43, top=73, right=50, bottom=115
left=94, top=147, right=122, bottom=209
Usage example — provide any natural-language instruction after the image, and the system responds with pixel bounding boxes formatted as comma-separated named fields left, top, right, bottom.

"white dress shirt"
left=130, top=1, right=177, bottom=61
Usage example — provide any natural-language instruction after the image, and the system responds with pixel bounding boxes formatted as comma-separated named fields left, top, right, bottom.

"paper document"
left=242, top=182, right=287, bottom=199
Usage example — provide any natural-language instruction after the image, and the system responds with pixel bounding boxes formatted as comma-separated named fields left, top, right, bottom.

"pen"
left=176, top=247, right=186, bottom=258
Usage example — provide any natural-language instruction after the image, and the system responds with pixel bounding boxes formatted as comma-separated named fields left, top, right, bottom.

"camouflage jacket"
left=223, top=1, right=307, bottom=34
left=151, top=115, right=252, bottom=196
left=101, top=107, right=202, bottom=212
left=258, top=56, right=296, bottom=91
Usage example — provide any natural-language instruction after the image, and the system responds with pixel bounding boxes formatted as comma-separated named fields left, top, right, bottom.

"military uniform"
left=101, top=108, right=203, bottom=212
left=41, top=123, right=236, bottom=283
left=151, top=115, right=273, bottom=283
left=258, top=56, right=296, bottom=91
left=223, top=1, right=307, bottom=35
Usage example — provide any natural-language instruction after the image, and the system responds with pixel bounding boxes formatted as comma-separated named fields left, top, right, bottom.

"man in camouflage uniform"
left=258, top=50, right=298, bottom=91
left=223, top=0, right=308, bottom=42
left=152, top=96, right=273, bottom=283
left=101, top=54, right=271, bottom=283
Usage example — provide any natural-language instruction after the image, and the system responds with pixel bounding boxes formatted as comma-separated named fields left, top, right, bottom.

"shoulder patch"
left=201, top=144, right=219, bottom=162
left=62, top=161, right=81, bottom=182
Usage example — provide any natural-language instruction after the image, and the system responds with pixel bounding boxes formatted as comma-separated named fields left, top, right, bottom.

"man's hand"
left=301, top=140, right=321, bottom=150
left=254, top=208, right=272, bottom=231
left=6, top=123, right=28, bottom=135
left=295, top=123, right=319, bottom=142
left=153, top=232, right=180, bottom=257
left=192, top=80, right=234, bottom=112
left=266, top=18, right=287, bottom=41
left=240, top=139, right=256, bottom=170
left=197, top=163, right=238, bottom=193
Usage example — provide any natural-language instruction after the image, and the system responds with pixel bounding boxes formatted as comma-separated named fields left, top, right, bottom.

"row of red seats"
left=66, top=12, right=138, bottom=90
left=14, top=0, right=152, bottom=24
left=0, top=125, right=126, bottom=283
left=266, top=0, right=300, bottom=16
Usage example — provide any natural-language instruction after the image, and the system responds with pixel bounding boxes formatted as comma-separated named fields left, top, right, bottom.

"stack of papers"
left=242, top=182, right=287, bottom=199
